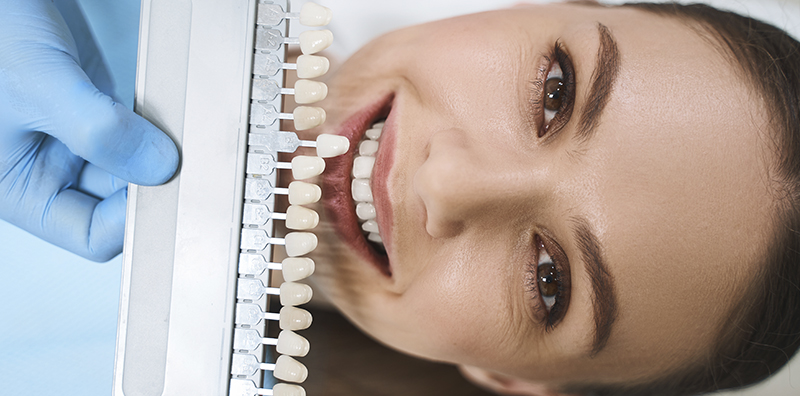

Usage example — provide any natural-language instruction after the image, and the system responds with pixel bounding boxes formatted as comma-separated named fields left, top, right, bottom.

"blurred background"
left=0, top=0, right=798, bottom=395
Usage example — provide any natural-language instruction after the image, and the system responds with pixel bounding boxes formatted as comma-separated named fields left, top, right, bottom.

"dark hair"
left=563, top=3, right=800, bottom=396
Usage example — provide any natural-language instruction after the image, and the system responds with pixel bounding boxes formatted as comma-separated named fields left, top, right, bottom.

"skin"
left=282, top=2, right=778, bottom=393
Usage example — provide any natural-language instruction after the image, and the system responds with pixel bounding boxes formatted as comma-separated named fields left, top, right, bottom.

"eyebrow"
left=576, top=23, right=621, bottom=144
left=572, top=216, right=618, bottom=357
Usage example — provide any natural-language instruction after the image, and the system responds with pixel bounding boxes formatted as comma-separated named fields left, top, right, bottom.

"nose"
left=413, top=128, right=544, bottom=238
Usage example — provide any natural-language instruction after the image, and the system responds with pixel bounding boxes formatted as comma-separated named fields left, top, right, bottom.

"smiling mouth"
left=322, top=94, right=394, bottom=277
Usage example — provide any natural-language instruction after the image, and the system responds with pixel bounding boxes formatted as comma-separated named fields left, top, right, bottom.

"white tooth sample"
left=316, top=134, right=350, bottom=158
left=352, top=156, right=375, bottom=179
left=296, top=54, right=330, bottom=79
left=365, top=127, right=382, bottom=140
left=273, top=355, right=308, bottom=383
left=284, top=232, right=318, bottom=257
left=351, top=179, right=373, bottom=202
left=361, top=220, right=379, bottom=233
left=280, top=282, right=313, bottom=306
left=277, top=330, right=310, bottom=357
left=279, top=306, right=313, bottom=330
left=356, top=202, right=376, bottom=220
left=291, top=156, right=325, bottom=180
left=294, top=80, right=328, bottom=104
left=293, top=106, right=326, bottom=130
left=299, top=2, right=332, bottom=27
left=299, top=29, right=333, bottom=55
left=288, top=181, right=322, bottom=205
left=285, top=205, right=319, bottom=230
left=368, top=232, right=383, bottom=243
left=359, top=140, right=379, bottom=156
left=273, top=383, right=307, bottom=396
left=281, top=257, right=315, bottom=282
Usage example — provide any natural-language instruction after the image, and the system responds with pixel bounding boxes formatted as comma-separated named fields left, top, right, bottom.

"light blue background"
left=0, top=1, right=139, bottom=395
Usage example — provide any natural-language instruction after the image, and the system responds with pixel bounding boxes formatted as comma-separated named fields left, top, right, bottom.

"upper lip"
left=321, top=93, right=394, bottom=276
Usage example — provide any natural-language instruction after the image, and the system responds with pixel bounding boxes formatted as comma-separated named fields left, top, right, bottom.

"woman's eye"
left=543, top=62, right=565, bottom=126
left=537, top=248, right=559, bottom=311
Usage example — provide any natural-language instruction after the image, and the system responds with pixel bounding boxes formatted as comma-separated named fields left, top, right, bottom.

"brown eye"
left=544, top=77, right=565, bottom=111
left=538, top=263, right=558, bottom=297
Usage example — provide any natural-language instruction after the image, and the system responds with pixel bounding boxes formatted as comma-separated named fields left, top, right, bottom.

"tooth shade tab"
left=276, top=330, right=311, bottom=357
left=291, top=155, right=325, bottom=180
left=235, top=303, right=281, bottom=327
left=296, top=54, right=330, bottom=78
left=299, top=29, right=333, bottom=54
left=280, top=282, right=313, bottom=306
left=273, top=383, right=307, bottom=396
left=288, top=181, right=321, bottom=205
left=351, top=179, right=373, bottom=202
left=293, top=80, right=328, bottom=104
left=274, top=355, right=308, bottom=383
left=253, top=53, right=329, bottom=79
left=293, top=106, right=326, bottom=130
left=315, top=134, right=350, bottom=158
left=285, top=205, right=319, bottom=230
left=352, top=156, right=375, bottom=179
left=279, top=306, right=313, bottom=330
left=281, top=257, right=315, bottom=281
left=298, top=2, right=332, bottom=26
left=238, top=252, right=282, bottom=276
left=243, top=202, right=286, bottom=226
left=284, top=232, right=318, bottom=257
left=246, top=153, right=293, bottom=176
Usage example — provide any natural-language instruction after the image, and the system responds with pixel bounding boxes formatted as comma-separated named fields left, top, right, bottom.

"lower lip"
left=322, top=94, right=394, bottom=276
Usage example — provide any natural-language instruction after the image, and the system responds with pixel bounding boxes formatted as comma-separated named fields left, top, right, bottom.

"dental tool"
left=113, top=2, right=335, bottom=396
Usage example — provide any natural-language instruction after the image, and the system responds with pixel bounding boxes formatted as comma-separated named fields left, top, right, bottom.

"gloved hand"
left=0, top=0, right=179, bottom=262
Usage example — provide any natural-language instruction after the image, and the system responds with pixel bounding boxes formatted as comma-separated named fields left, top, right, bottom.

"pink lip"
left=322, top=94, right=394, bottom=276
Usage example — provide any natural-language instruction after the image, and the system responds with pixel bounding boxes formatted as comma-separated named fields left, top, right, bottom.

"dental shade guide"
left=113, top=2, right=335, bottom=396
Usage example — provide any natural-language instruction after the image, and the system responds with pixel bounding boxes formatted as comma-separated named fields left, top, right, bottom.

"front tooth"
left=361, top=220, right=379, bottom=233
left=272, top=383, right=307, bottom=396
left=279, top=306, right=313, bottom=330
left=281, top=257, right=315, bottom=282
left=351, top=179, right=373, bottom=202
left=284, top=232, right=318, bottom=256
left=316, top=134, right=350, bottom=158
left=365, top=127, right=382, bottom=140
left=368, top=233, right=382, bottom=243
left=299, top=2, right=332, bottom=27
left=356, top=202, right=376, bottom=220
left=276, top=330, right=310, bottom=357
left=359, top=140, right=379, bottom=156
left=288, top=181, right=322, bottom=205
left=352, top=156, right=375, bottom=179
left=296, top=54, right=330, bottom=79
left=299, top=29, right=333, bottom=55
left=280, top=282, right=313, bottom=306
left=293, top=106, right=326, bottom=130
left=291, top=156, right=325, bottom=180
left=285, top=205, right=319, bottom=230
left=293, top=80, right=328, bottom=104
left=273, top=355, right=308, bottom=383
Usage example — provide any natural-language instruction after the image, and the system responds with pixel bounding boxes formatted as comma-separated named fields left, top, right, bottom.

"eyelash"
left=528, top=235, right=571, bottom=332
left=532, top=41, right=576, bottom=138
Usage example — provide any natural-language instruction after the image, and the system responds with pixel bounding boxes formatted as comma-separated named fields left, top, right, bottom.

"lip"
left=322, top=93, right=394, bottom=276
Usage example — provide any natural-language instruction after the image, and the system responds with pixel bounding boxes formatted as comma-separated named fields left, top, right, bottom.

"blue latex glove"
left=0, top=0, right=179, bottom=262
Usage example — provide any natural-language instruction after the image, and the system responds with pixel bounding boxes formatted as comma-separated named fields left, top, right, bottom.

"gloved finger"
left=77, top=162, right=127, bottom=199
left=40, top=187, right=128, bottom=262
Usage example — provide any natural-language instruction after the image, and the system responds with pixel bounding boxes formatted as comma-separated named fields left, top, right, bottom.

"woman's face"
left=293, top=2, right=776, bottom=388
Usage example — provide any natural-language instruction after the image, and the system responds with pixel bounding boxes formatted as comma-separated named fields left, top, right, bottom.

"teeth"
left=359, top=140, right=379, bottom=156
left=351, top=179, right=373, bottom=202
left=352, top=156, right=375, bottom=179
left=288, top=181, right=321, bottom=205
left=293, top=80, right=328, bottom=104
left=299, top=29, right=333, bottom=55
left=281, top=257, right=315, bottom=282
left=285, top=205, right=319, bottom=230
left=293, top=106, right=326, bottom=130
left=361, top=220, right=379, bottom=233
left=276, top=330, right=310, bottom=357
left=274, top=355, right=308, bottom=383
left=365, top=127, right=382, bottom=140
left=284, top=232, right=318, bottom=257
left=368, top=233, right=382, bottom=243
left=299, top=2, right=332, bottom=27
left=273, top=383, right=307, bottom=396
left=296, top=54, right=330, bottom=79
left=356, top=202, right=376, bottom=220
left=279, top=306, right=313, bottom=330
left=291, top=156, right=325, bottom=180
left=280, top=282, right=313, bottom=306
left=315, top=134, right=349, bottom=158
